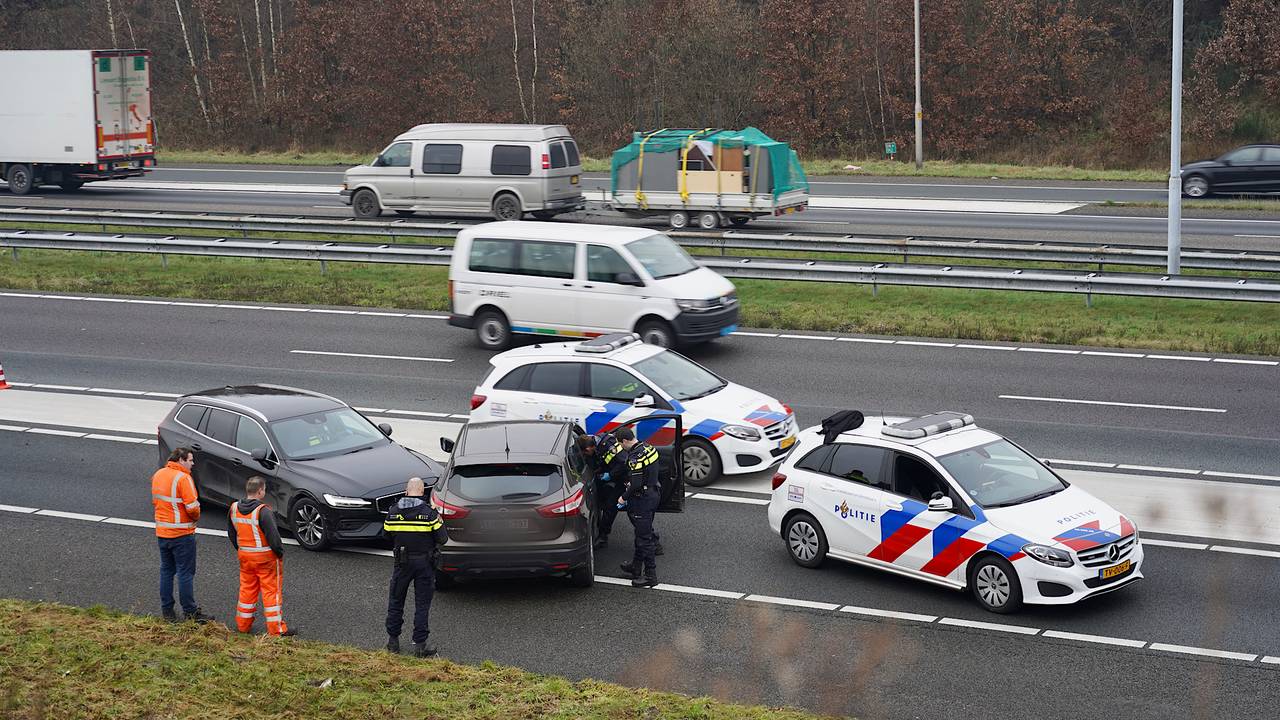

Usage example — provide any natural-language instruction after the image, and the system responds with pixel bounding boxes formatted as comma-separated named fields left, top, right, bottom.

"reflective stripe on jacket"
left=151, top=462, right=199, bottom=538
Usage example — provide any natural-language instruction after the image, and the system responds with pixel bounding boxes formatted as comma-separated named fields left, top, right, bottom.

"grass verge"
left=159, top=148, right=1164, bottom=182
left=2, top=250, right=1278, bottom=355
left=0, top=598, right=821, bottom=719
left=1100, top=198, right=1280, bottom=212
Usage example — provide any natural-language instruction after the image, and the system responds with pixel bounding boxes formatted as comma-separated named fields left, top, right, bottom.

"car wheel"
left=491, top=193, right=522, bottom=221
left=394, top=209, right=415, bottom=217
left=59, top=180, right=84, bottom=192
left=681, top=438, right=721, bottom=487
left=6, top=164, right=34, bottom=195
left=434, top=571, right=456, bottom=591
left=1182, top=175, right=1210, bottom=198
left=784, top=513, right=827, bottom=568
left=290, top=497, right=331, bottom=551
left=668, top=210, right=690, bottom=229
left=352, top=189, right=381, bottom=218
left=969, top=555, right=1023, bottom=614
left=697, top=212, right=720, bottom=230
left=474, top=309, right=512, bottom=350
left=569, top=540, right=595, bottom=588
left=532, top=210, right=558, bottom=221
left=636, top=318, right=675, bottom=348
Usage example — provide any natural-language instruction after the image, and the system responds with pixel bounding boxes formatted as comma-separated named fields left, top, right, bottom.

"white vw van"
left=341, top=124, right=584, bottom=220
left=448, top=222, right=740, bottom=349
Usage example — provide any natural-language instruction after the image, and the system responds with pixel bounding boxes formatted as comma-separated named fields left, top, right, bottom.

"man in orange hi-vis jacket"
left=152, top=447, right=214, bottom=623
left=227, top=475, right=296, bottom=637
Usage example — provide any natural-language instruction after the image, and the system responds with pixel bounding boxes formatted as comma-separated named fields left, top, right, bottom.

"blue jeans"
left=158, top=535, right=198, bottom=615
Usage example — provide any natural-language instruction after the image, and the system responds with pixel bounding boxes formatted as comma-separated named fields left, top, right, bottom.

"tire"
left=681, top=437, right=722, bottom=487
left=568, top=540, right=595, bottom=588
left=491, top=193, right=523, bottom=221
left=730, top=216, right=750, bottom=226
left=1182, top=175, right=1210, bottom=198
left=668, top=210, right=690, bottom=229
left=532, top=210, right=558, bottom=221
left=434, top=571, right=456, bottom=591
left=352, top=189, right=381, bottom=218
left=474, top=309, right=512, bottom=351
left=636, top=318, right=676, bottom=348
left=6, top=164, right=34, bottom=195
left=59, top=180, right=84, bottom=192
left=969, top=555, right=1023, bottom=614
left=697, top=212, right=720, bottom=230
left=290, top=496, right=331, bottom=551
left=394, top=209, right=415, bottom=217
left=784, top=513, right=828, bottom=568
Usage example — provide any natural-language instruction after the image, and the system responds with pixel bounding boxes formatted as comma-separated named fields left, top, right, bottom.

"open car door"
left=610, top=413, right=684, bottom=513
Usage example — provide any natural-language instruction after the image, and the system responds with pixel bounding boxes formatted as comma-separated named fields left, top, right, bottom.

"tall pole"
left=1167, top=0, right=1183, bottom=274
left=913, top=0, right=923, bottom=170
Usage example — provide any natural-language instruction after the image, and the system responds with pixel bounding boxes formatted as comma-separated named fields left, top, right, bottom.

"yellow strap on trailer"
left=748, top=145, right=760, bottom=209
left=634, top=128, right=668, bottom=210
left=679, top=128, right=714, bottom=204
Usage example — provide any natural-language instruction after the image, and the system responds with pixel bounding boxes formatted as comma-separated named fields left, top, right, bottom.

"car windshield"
left=270, top=408, right=388, bottom=460
left=632, top=349, right=726, bottom=401
left=447, top=463, right=561, bottom=503
left=937, top=439, right=1066, bottom=509
left=625, top=234, right=699, bottom=280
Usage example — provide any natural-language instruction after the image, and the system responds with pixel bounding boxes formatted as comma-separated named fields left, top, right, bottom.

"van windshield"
left=626, top=234, right=699, bottom=280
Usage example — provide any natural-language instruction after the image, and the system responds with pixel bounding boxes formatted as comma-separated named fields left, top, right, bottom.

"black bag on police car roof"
left=821, top=410, right=865, bottom=444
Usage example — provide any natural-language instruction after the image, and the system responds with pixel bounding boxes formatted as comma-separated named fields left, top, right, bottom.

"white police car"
left=766, top=411, right=1143, bottom=613
left=469, top=333, right=796, bottom=486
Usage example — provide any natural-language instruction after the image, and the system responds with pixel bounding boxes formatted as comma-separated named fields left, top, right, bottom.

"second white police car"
left=767, top=411, right=1143, bottom=613
left=469, top=333, right=796, bottom=486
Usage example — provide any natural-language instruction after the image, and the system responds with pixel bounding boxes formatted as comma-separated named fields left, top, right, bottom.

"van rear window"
left=447, top=463, right=561, bottom=502
left=549, top=142, right=567, bottom=169
left=491, top=145, right=531, bottom=176
left=564, top=140, right=581, bottom=167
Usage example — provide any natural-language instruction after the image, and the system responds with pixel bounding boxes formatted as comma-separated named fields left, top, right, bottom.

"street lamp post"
left=914, top=0, right=923, bottom=170
left=1167, top=0, right=1183, bottom=274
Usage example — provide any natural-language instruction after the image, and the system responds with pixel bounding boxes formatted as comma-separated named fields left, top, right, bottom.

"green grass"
left=2, top=249, right=1278, bottom=355
left=160, top=147, right=1165, bottom=182
left=0, top=599, right=823, bottom=720
left=1100, top=198, right=1280, bottom=212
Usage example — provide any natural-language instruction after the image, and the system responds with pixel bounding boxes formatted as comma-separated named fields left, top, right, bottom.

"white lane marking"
left=839, top=605, right=938, bottom=622
left=1263, top=656, right=1280, bottom=664
left=26, top=428, right=86, bottom=437
left=1203, top=470, right=1280, bottom=482
left=593, top=575, right=635, bottom=587
left=143, top=392, right=182, bottom=398
left=998, top=395, right=1227, bottom=413
left=689, top=493, right=771, bottom=506
left=1213, top=358, right=1280, bottom=366
left=33, top=384, right=90, bottom=391
left=777, top=334, right=834, bottom=341
left=654, top=583, right=746, bottom=600
left=1082, top=351, right=1144, bottom=358
left=938, top=618, right=1039, bottom=635
left=1044, top=459, right=1117, bottom=469
left=744, top=594, right=842, bottom=611
left=353, top=407, right=387, bottom=413
left=356, top=311, right=408, bottom=317
left=215, top=304, right=263, bottom=310
left=1209, top=545, right=1280, bottom=559
left=836, top=337, right=895, bottom=344
left=1148, top=643, right=1258, bottom=662
left=0, top=424, right=31, bottom=432
left=1236, top=234, right=1280, bottom=239
left=289, top=350, right=454, bottom=363
left=309, top=309, right=358, bottom=315
left=1042, top=630, right=1147, bottom=648
left=155, top=166, right=343, bottom=175
left=1016, top=348, right=1079, bottom=355
left=954, top=343, right=1018, bottom=351
left=731, top=331, right=779, bottom=338
left=1116, top=464, right=1200, bottom=475
left=405, top=314, right=448, bottom=319
left=84, top=433, right=149, bottom=444
left=264, top=306, right=309, bottom=312
left=87, top=388, right=148, bottom=396
left=1143, top=539, right=1209, bottom=550
left=35, top=509, right=106, bottom=522
left=1146, top=354, right=1212, bottom=362
left=391, top=410, right=454, bottom=418
left=896, top=341, right=955, bottom=348
left=0, top=504, right=38, bottom=514
left=101, top=517, right=155, bottom=529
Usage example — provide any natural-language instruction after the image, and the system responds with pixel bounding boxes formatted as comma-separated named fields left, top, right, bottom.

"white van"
left=448, top=222, right=740, bottom=349
left=340, top=124, right=584, bottom=220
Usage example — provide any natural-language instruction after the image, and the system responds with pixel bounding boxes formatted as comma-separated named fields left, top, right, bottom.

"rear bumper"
left=673, top=304, right=740, bottom=343
left=438, top=542, right=591, bottom=578
left=538, top=195, right=585, bottom=212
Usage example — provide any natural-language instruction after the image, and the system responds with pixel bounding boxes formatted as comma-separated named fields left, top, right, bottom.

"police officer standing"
left=615, top=427, right=661, bottom=587
left=382, top=476, right=448, bottom=657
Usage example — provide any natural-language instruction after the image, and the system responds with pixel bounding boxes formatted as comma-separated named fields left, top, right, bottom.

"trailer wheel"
left=59, top=181, right=84, bottom=192
left=697, top=212, right=720, bottom=230
left=669, top=210, right=690, bottom=229
left=6, top=164, right=34, bottom=195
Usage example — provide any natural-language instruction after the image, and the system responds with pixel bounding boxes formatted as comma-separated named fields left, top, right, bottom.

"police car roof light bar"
left=881, top=411, right=975, bottom=439
left=574, top=333, right=641, bottom=354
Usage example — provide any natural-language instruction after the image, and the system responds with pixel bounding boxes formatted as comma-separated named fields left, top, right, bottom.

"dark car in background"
left=1181, top=144, right=1280, bottom=197
left=432, top=415, right=684, bottom=590
left=156, top=385, right=444, bottom=551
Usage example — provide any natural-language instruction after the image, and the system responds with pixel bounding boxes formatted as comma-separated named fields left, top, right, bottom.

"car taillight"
left=470, top=394, right=487, bottom=410
left=537, top=488, right=584, bottom=518
left=541, top=153, right=550, bottom=170
left=431, top=493, right=470, bottom=519
left=771, top=472, right=787, bottom=490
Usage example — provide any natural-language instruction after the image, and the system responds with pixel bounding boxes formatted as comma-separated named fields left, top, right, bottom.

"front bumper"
left=339, top=188, right=353, bottom=206
left=715, top=430, right=795, bottom=476
left=438, top=541, right=591, bottom=579
left=673, top=304, right=741, bottom=344
left=1017, top=540, right=1146, bottom=605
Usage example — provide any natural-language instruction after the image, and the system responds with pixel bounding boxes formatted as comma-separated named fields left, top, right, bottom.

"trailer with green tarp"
left=607, top=127, right=809, bottom=229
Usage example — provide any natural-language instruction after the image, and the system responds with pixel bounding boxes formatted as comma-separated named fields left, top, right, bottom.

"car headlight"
left=1022, top=543, right=1074, bottom=568
left=676, top=298, right=717, bottom=312
left=323, top=493, right=371, bottom=508
left=721, top=424, right=762, bottom=441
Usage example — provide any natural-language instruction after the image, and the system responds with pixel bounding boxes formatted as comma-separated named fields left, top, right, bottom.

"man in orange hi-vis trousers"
left=227, top=475, right=296, bottom=637
left=152, top=447, right=213, bottom=623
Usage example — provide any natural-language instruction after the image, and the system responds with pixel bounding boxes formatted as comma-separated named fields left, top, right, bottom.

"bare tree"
left=254, top=0, right=267, bottom=94
left=530, top=0, right=538, bottom=123
left=173, top=0, right=211, bottom=127
left=106, top=0, right=118, bottom=48
left=510, top=0, right=529, bottom=122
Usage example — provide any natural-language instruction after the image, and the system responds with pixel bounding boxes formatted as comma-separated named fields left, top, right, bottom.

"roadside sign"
left=884, top=141, right=898, bottom=156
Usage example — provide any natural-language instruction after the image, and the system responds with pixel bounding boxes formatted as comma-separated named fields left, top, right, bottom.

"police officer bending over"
left=580, top=432, right=629, bottom=549
left=382, top=476, right=448, bottom=657
left=615, top=426, right=661, bottom=587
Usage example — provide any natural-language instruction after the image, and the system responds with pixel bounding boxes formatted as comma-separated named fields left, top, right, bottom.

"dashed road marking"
left=1042, top=630, right=1147, bottom=648
left=938, top=618, right=1040, bottom=635
left=839, top=605, right=937, bottom=623
left=289, top=349, right=454, bottom=363
left=999, top=395, right=1227, bottom=414
left=1147, top=643, right=1258, bottom=662
left=745, top=594, right=842, bottom=611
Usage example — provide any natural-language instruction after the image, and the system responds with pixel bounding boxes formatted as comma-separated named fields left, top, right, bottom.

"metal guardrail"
left=4, top=229, right=1279, bottom=303
left=2, top=207, right=1278, bottom=273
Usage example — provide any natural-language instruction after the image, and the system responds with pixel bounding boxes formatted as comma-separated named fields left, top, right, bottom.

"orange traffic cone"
left=0, top=362, right=9, bottom=390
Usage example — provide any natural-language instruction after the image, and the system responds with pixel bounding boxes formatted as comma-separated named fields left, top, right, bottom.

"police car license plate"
left=1099, top=559, right=1131, bottom=580
left=481, top=518, right=528, bottom=530
left=779, top=436, right=796, bottom=450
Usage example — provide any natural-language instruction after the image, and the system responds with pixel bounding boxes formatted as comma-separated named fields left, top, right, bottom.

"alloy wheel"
left=788, top=520, right=820, bottom=562
left=295, top=502, right=325, bottom=547
left=975, top=563, right=1011, bottom=608
left=683, top=444, right=712, bottom=484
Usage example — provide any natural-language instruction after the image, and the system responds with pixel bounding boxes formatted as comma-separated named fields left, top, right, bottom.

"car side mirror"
left=250, top=447, right=275, bottom=468
left=378, top=423, right=393, bottom=437
left=928, top=492, right=954, bottom=512
left=615, top=271, right=642, bottom=286
left=633, top=394, right=655, bottom=408
left=440, top=437, right=455, bottom=454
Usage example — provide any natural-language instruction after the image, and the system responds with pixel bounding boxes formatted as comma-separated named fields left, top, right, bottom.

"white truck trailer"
left=0, top=49, right=155, bottom=194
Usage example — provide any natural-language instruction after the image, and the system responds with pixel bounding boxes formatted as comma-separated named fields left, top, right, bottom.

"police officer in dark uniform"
left=382, top=476, right=448, bottom=657
left=580, top=432, right=629, bottom=549
left=615, top=426, right=661, bottom=587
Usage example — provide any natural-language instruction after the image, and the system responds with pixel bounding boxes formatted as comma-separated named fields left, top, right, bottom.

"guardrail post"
left=320, top=260, right=328, bottom=275
left=161, top=253, right=168, bottom=269
left=10, top=248, right=17, bottom=262
left=1085, top=288, right=1092, bottom=308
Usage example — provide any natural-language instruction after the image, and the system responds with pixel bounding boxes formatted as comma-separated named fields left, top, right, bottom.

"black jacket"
left=227, top=498, right=284, bottom=558
left=621, top=442, right=661, bottom=502
left=381, top=496, right=449, bottom=554
left=596, top=433, right=629, bottom=482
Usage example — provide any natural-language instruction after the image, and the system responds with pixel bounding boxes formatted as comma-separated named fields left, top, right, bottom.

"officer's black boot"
left=386, top=636, right=400, bottom=654
left=619, top=561, right=638, bottom=578
left=413, top=641, right=438, bottom=658
left=632, top=570, right=659, bottom=588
